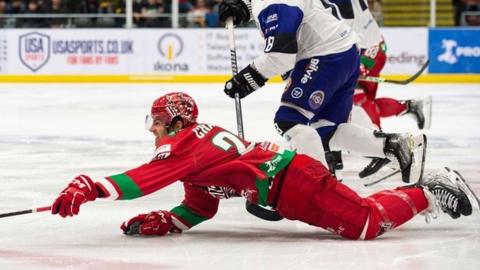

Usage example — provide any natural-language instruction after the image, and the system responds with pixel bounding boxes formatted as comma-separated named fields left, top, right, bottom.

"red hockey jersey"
left=95, top=123, right=295, bottom=231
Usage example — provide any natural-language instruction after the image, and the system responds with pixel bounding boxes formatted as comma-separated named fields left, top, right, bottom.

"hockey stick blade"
left=360, top=60, right=430, bottom=85
left=246, top=202, right=283, bottom=221
left=0, top=206, right=51, bottom=219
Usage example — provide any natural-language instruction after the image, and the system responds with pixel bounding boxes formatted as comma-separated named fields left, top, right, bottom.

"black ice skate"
left=402, top=97, right=432, bottom=130
left=359, top=157, right=391, bottom=179
left=374, top=132, right=427, bottom=183
left=419, top=167, right=479, bottom=219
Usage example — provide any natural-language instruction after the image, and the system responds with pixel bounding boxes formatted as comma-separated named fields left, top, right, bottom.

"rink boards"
left=0, top=27, right=478, bottom=83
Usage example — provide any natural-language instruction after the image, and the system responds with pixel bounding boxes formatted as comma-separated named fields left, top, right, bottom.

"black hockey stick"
left=0, top=206, right=51, bottom=218
left=359, top=60, right=430, bottom=85
left=226, top=18, right=283, bottom=221
left=226, top=18, right=245, bottom=139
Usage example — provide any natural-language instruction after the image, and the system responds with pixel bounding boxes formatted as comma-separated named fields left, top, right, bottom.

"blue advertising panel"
left=429, top=28, right=480, bottom=73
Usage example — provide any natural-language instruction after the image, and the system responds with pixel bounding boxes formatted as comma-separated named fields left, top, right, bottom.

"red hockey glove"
left=51, top=175, right=98, bottom=218
left=121, top=210, right=174, bottom=236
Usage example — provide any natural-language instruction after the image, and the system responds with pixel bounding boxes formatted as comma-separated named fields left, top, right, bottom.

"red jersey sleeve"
left=94, top=129, right=197, bottom=200
left=169, top=182, right=220, bottom=231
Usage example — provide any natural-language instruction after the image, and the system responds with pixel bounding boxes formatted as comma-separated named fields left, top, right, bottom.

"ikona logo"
left=438, top=39, right=480, bottom=64
left=19, top=32, right=51, bottom=72
left=154, top=33, right=189, bottom=72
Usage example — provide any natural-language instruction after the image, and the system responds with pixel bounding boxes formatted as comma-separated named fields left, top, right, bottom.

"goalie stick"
left=359, top=60, right=430, bottom=85
left=0, top=206, right=51, bottom=219
left=226, top=18, right=283, bottom=221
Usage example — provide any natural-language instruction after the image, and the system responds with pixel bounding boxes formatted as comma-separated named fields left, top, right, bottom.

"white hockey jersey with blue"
left=329, top=0, right=382, bottom=49
left=251, top=0, right=360, bottom=78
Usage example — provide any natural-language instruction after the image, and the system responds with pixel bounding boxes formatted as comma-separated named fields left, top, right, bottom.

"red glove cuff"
left=121, top=210, right=174, bottom=236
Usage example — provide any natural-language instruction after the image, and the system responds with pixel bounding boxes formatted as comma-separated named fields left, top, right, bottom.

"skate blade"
left=449, top=168, right=480, bottom=211
left=363, top=167, right=400, bottom=187
left=408, top=134, right=427, bottom=183
left=422, top=96, right=433, bottom=130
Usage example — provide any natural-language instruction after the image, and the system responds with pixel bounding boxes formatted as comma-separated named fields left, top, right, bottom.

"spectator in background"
left=0, top=0, right=6, bottom=28
left=7, top=0, right=27, bottom=13
left=132, top=0, right=143, bottom=26
left=462, top=0, right=480, bottom=26
left=453, top=0, right=467, bottom=25
left=368, top=0, right=384, bottom=26
left=111, top=0, right=126, bottom=27
left=24, top=0, right=48, bottom=28
left=6, top=0, right=27, bottom=27
left=140, top=0, right=169, bottom=27
left=179, top=0, right=193, bottom=13
left=187, top=0, right=209, bottom=27
left=205, top=0, right=219, bottom=27
left=97, top=0, right=116, bottom=27
left=45, top=0, right=68, bottom=27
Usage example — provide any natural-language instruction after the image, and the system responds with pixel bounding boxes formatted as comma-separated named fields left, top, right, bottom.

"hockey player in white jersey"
left=219, top=0, right=426, bottom=185
left=328, top=0, right=432, bottom=180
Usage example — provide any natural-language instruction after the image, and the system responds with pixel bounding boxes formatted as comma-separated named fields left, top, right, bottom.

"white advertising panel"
left=129, top=29, right=263, bottom=75
left=0, top=31, right=6, bottom=74
left=381, top=28, right=428, bottom=74
left=1, top=28, right=426, bottom=76
left=9, top=29, right=135, bottom=74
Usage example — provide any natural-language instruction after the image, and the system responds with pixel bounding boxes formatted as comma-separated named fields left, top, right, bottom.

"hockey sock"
left=329, top=123, right=385, bottom=157
left=361, top=187, right=428, bottom=239
left=283, top=124, right=328, bottom=166
left=376, top=98, right=408, bottom=117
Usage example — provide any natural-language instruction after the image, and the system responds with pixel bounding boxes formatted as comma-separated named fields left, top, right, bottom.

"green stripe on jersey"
left=256, top=149, right=295, bottom=205
left=255, top=178, right=270, bottom=206
left=170, top=205, right=209, bottom=227
left=108, top=173, right=143, bottom=200
left=360, top=56, right=375, bottom=69
left=259, top=150, right=295, bottom=178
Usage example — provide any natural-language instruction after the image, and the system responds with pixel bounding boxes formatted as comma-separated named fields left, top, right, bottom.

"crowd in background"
left=0, top=0, right=223, bottom=28
left=453, top=0, right=480, bottom=26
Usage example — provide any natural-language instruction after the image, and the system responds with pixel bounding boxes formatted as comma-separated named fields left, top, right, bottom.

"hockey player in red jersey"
left=355, top=41, right=431, bottom=131
left=51, top=92, right=478, bottom=240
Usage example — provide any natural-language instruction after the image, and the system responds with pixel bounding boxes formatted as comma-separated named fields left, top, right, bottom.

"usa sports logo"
left=19, top=32, right=51, bottom=72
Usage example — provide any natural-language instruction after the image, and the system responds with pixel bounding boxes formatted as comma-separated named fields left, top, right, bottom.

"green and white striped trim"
left=170, top=205, right=209, bottom=229
left=108, top=173, right=144, bottom=200
left=97, top=178, right=120, bottom=200
left=171, top=215, right=190, bottom=231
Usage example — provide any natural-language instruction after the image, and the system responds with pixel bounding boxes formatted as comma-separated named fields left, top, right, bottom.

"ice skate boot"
left=419, top=167, right=479, bottom=219
left=359, top=157, right=391, bottom=179
left=402, top=97, right=432, bottom=130
left=375, top=132, right=427, bottom=183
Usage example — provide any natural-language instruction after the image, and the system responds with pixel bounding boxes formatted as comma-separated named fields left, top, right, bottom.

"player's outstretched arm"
left=51, top=175, right=98, bottom=218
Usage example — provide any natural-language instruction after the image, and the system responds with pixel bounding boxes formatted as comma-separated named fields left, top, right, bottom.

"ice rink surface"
left=0, top=83, right=479, bottom=270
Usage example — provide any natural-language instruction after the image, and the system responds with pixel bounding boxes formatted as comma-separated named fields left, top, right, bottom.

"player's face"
left=147, top=116, right=169, bottom=140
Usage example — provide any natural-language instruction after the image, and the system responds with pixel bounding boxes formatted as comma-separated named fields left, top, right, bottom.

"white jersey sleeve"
left=329, top=0, right=383, bottom=49
left=250, top=0, right=359, bottom=79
